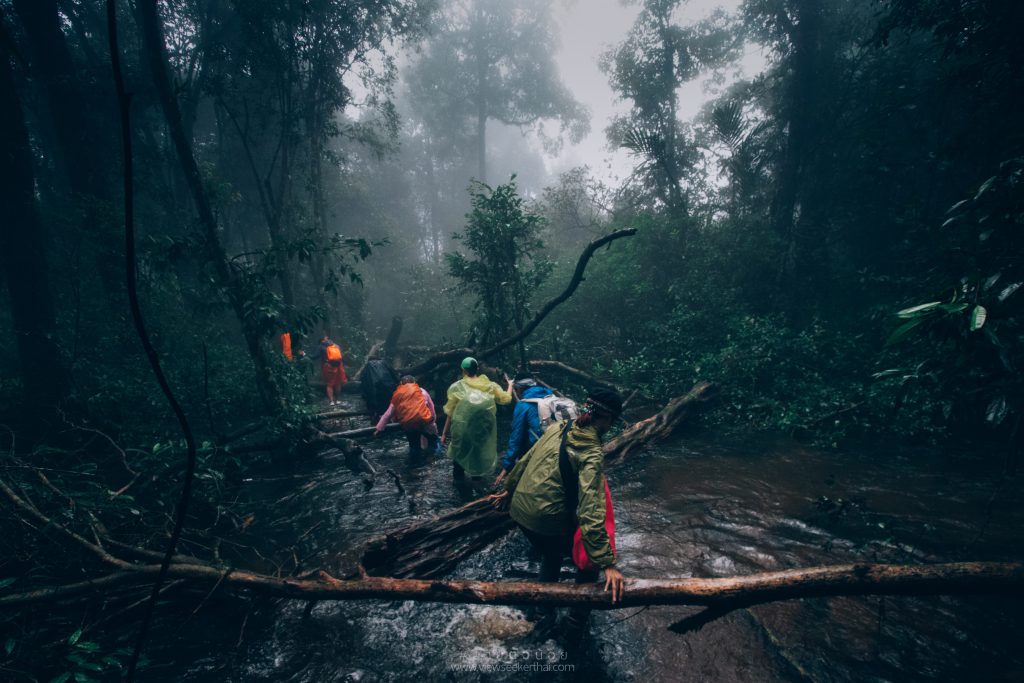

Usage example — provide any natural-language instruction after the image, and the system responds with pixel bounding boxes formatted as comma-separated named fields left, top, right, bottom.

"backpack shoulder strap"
left=558, top=420, right=579, bottom=522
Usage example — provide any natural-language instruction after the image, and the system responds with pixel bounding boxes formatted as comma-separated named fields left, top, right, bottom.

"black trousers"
left=519, top=525, right=599, bottom=585
left=404, top=429, right=438, bottom=456
left=517, top=523, right=599, bottom=641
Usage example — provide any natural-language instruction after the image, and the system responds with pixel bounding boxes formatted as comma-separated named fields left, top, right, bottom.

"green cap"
left=460, top=356, right=478, bottom=370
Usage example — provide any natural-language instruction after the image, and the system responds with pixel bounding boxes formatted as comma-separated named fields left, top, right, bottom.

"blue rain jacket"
left=502, top=385, right=554, bottom=472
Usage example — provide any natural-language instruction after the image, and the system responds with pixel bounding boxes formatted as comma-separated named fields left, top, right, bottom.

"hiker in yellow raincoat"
left=441, top=357, right=512, bottom=478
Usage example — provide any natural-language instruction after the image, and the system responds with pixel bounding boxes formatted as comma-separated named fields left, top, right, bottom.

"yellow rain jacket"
left=444, top=374, right=512, bottom=475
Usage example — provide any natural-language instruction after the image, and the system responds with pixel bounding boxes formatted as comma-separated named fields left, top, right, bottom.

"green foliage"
left=446, top=177, right=552, bottom=349
left=49, top=633, right=135, bottom=683
left=881, top=158, right=1024, bottom=436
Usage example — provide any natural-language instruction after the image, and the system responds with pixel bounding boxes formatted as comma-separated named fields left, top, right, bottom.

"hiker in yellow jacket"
left=440, top=357, right=512, bottom=478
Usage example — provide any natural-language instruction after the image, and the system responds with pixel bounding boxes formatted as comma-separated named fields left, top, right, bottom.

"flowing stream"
left=147, top=401, right=1024, bottom=681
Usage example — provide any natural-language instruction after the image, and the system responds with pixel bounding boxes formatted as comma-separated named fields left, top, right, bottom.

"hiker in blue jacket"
left=494, top=376, right=553, bottom=486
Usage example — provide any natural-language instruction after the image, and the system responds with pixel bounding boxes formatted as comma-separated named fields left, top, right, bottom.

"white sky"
left=543, top=0, right=766, bottom=185
left=349, top=0, right=768, bottom=188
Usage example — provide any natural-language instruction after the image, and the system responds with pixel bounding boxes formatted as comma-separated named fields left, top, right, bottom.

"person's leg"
left=424, top=431, right=439, bottom=453
left=564, top=566, right=600, bottom=646
left=520, top=527, right=566, bottom=583
left=405, top=430, right=422, bottom=456
left=518, top=527, right=568, bottom=627
left=321, top=366, right=331, bottom=403
left=452, top=459, right=465, bottom=479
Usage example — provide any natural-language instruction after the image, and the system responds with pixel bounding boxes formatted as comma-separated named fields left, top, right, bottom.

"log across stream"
left=128, top=413, right=1024, bottom=681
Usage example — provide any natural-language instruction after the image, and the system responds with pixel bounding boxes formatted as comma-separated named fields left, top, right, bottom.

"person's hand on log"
left=373, top=428, right=383, bottom=439
left=488, top=490, right=510, bottom=511
left=493, top=469, right=507, bottom=487
left=603, top=567, right=625, bottom=604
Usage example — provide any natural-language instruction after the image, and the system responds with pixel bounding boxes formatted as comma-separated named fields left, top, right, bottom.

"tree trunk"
left=0, top=46, right=69, bottom=421
left=137, top=0, right=284, bottom=413
left=13, top=0, right=122, bottom=303
left=770, top=0, right=821, bottom=318
left=383, top=317, right=404, bottom=361
left=474, top=5, right=488, bottom=184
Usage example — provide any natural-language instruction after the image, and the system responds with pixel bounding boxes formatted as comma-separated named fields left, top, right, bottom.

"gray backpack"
left=522, top=395, right=580, bottom=435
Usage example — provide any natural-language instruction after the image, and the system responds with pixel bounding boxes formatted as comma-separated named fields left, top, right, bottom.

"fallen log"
left=3, top=561, right=1021, bottom=618
left=360, top=498, right=514, bottom=578
left=219, top=429, right=373, bottom=477
left=325, top=423, right=401, bottom=440
left=315, top=409, right=370, bottom=421
left=4, top=469, right=1022, bottom=637
left=604, top=380, right=717, bottom=462
left=358, top=381, right=715, bottom=577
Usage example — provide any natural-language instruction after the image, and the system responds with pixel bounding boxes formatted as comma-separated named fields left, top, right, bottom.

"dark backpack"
left=557, top=420, right=579, bottom=523
left=361, top=360, right=399, bottom=416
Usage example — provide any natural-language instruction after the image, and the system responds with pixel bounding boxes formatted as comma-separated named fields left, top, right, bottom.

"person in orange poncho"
left=317, top=335, right=347, bottom=406
left=373, top=375, right=440, bottom=456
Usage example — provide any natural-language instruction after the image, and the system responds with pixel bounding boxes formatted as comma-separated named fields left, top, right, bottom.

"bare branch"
left=0, top=477, right=131, bottom=568
left=402, top=228, right=637, bottom=376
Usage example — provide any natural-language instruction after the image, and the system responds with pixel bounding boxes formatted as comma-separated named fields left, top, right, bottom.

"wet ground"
left=148, top=398, right=1024, bottom=681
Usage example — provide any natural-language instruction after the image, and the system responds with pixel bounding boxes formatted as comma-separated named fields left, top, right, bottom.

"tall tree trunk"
left=136, top=0, right=284, bottom=413
left=307, top=113, right=332, bottom=330
left=474, top=7, right=487, bottom=184
left=770, top=0, right=821, bottom=319
left=13, top=0, right=122, bottom=303
left=0, top=47, right=69, bottom=422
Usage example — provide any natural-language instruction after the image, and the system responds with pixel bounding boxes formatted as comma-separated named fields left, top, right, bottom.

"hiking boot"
left=529, top=611, right=560, bottom=642
left=559, top=609, right=590, bottom=651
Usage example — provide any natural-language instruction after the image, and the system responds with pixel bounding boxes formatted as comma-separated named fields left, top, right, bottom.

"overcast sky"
left=544, top=0, right=766, bottom=184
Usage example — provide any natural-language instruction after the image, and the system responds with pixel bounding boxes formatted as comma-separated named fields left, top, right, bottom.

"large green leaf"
left=986, top=397, right=1009, bottom=425
left=969, top=305, right=987, bottom=331
left=885, top=317, right=928, bottom=346
left=896, top=301, right=942, bottom=318
left=998, top=282, right=1021, bottom=302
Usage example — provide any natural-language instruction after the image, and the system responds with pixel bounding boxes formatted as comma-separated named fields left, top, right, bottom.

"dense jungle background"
left=1, top=0, right=1022, bottom=681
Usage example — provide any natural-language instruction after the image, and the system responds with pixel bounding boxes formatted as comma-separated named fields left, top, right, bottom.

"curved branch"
left=0, top=571, right=151, bottom=606
left=527, top=360, right=624, bottom=393
left=0, top=477, right=131, bottom=569
left=402, top=228, right=637, bottom=375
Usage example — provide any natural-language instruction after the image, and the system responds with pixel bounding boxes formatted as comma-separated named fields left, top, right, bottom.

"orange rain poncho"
left=391, top=382, right=434, bottom=431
